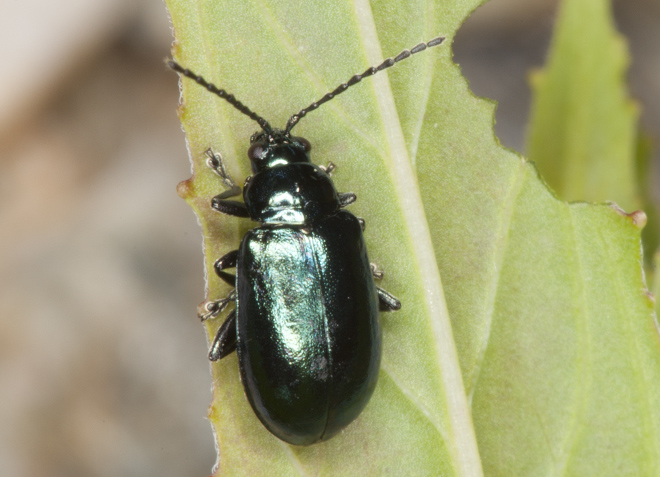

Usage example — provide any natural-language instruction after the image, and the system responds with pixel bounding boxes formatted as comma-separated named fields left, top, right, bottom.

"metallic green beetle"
left=169, top=35, right=443, bottom=445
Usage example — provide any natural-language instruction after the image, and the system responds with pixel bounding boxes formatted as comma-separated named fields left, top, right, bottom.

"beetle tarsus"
left=205, top=148, right=242, bottom=194
left=319, top=162, right=336, bottom=175
left=199, top=289, right=236, bottom=321
left=209, top=309, right=238, bottom=360
left=377, top=286, right=401, bottom=311
left=338, top=192, right=357, bottom=207
left=206, top=147, right=244, bottom=200
left=370, top=263, right=384, bottom=280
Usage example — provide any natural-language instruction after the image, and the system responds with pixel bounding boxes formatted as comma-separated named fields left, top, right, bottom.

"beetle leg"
left=205, top=148, right=242, bottom=199
left=209, top=309, right=237, bottom=361
left=199, top=289, right=236, bottom=321
left=206, top=148, right=248, bottom=210
left=338, top=192, right=357, bottom=207
left=377, top=287, right=401, bottom=311
left=357, top=217, right=366, bottom=231
left=214, top=250, right=238, bottom=285
left=211, top=196, right=250, bottom=217
left=370, top=263, right=384, bottom=280
left=319, top=162, right=336, bottom=175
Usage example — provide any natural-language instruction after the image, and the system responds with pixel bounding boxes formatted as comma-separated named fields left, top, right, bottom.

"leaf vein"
left=251, top=0, right=381, bottom=148
left=380, top=364, right=449, bottom=443
left=554, top=207, right=592, bottom=474
left=279, top=441, right=308, bottom=476
left=409, top=0, right=437, bottom=167
left=467, top=158, right=526, bottom=400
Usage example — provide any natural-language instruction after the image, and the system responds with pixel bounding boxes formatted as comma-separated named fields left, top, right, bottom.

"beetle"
left=169, top=35, right=444, bottom=446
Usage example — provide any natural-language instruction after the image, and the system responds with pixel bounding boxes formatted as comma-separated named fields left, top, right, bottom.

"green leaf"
left=165, top=0, right=660, bottom=475
left=526, top=0, right=640, bottom=211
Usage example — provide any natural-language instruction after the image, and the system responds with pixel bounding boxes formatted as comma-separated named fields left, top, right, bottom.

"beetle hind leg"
left=338, top=192, right=357, bottom=207
left=202, top=248, right=240, bottom=359
left=370, top=264, right=400, bottom=310
left=377, top=286, right=401, bottom=311
left=209, top=309, right=237, bottom=360
left=370, top=263, right=384, bottom=280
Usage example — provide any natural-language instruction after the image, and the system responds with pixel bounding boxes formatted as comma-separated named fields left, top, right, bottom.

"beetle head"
left=248, top=130, right=311, bottom=173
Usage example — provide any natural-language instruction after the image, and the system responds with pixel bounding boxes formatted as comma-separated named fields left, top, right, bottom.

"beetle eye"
left=296, top=137, right=311, bottom=152
left=248, top=143, right=266, bottom=161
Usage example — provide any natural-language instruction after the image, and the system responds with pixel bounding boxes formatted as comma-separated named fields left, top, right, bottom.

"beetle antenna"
left=284, top=36, right=445, bottom=134
left=167, top=60, right=273, bottom=134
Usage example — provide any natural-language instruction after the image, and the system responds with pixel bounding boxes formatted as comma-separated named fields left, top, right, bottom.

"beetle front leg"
left=205, top=148, right=242, bottom=199
left=206, top=147, right=251, bottom=217
left=377, top=286, right=401, bottom=311
left=209, top=309, right=237, bottom=360
left=211, top=196, right=250, bottom=217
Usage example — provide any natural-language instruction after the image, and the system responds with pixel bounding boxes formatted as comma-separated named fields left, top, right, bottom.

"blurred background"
left=1, top=0, right=657, bottom=475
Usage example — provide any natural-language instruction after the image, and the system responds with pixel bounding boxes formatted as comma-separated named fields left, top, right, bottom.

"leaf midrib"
left=351, top=0, right=482, bottom=474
